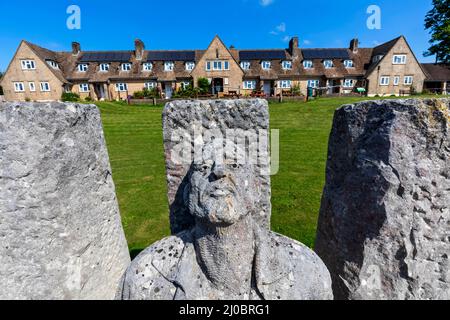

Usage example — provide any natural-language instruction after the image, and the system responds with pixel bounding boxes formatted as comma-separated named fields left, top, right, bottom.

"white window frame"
left=100, top=63, right=110, bottom=72
left=344, top=60, right=354, bottom=68
left=21, top=60, right=36, bottom=70
left=404, top=76, right=413, bottom=85
left=115, top=83, right=128, bottom=92
left=29, top=82, right=36, bottom=92
left=46, top=60, right=59, bottom=69
left=224, top=61, right=229, bottom=70
left=307, top=80, right=320, bottom=88
left=243, top=80, right=257, bottom=90
left=206, top=61, right=211, bottom=71
left=282, top=60, right=292, bottom=70
left=14, top=82, right=25, bottom=92
left=240, top=61, right=250, bottom=70
left=143, top=63, right=153, bottom=71
left=213, top=61, right=222, bottom=71
left=373, top=55, right=384, bottom=63
left=323, top=60, right=334, bottom=69
left=40, top=82, right=51, bottom=92
left=77, top=64, right=88, bottom=72
left=380, top=76, right=390, bottom=86
left=185, top=62, right=195, bottom=71
left=121, top=63, right=132, bottom=72
left=279, top=80, right=292, bottom=89
left=393, top=76, right=400, bottom=86
left=343, top=79, right=354, bottom=88
left=303, top=60, right=313, bottom=69
left=79, top=83, right=90, bottom=93
left=144, top=82, right=156, bottom=89
left=392, top=55, right=406, bottom=65
left=164, top=61, right=174, bottom=72
left=181, top=81, right=191, bottom=89
left=261, top=61, right=271, bottom=70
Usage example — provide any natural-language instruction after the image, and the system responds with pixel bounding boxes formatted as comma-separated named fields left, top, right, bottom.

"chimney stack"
left=72, top=42, right=81, bottom=55
left=289, top=36, right=300, bottom=57
left=350, top=38, right=359, bottom=53
left=135, top=39, right=145, bottom=61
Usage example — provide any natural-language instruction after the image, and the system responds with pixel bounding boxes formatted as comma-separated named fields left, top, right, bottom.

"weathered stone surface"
left=315, top=98, right=450, bottom=300
left=119, top=100, right=333, bottom=300
left=163, top=99, right=271, bottom=234
left=0, top=102, right=130, bottom=300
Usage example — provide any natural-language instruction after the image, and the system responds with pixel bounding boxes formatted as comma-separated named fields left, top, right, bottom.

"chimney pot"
left=350, top=38, right=359, bottom=53
left=72, top=42, right=81, bottom=55
left=135, top=39, right=145, bottom=60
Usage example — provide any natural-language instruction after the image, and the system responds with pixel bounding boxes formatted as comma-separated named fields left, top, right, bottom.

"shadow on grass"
left=129, top=248, right=145, bottom=260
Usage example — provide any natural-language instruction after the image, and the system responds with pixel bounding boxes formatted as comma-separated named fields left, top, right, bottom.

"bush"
left=85, top=96, right=93, bottom=102
left=197, top=77, right=210, bottom=94
left=173, top=85, right=201, bottom=99
left=133, top=88, right=160, bottom=99
left=61, top=92, right=80, bottom=102
left=291, top=84, right=301, bottom=96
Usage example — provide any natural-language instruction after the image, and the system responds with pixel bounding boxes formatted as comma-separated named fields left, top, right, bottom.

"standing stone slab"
left=315, top=98, right=450, bottom=300
left=0, top=102, right=130, bottom=300
left=163, top=99, right=271, bottom=234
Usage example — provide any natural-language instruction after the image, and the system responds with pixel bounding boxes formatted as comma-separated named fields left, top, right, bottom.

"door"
left=165, top=82, right=173, bottom=99
left=96, top=84, right=106, bottom=100
left=263, top=82, right=271, bottom=96
left=212, top=78, right=224, bottom=94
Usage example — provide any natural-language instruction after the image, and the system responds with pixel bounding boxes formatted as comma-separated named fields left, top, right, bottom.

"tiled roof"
left=80, top=52, right=133, bottom=62
left=301, top=49, right=350, bottom=60
left=147, top=51, right=196, bottom=61
left=422, top=63, right=450, bottom=81
left=239, top=50, right=287, bottom=61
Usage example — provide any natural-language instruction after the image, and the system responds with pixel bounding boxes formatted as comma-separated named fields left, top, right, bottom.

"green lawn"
left=96, top=95, right=443, bottom=253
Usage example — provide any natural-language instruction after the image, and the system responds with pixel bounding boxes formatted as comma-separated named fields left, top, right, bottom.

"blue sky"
left=0, top=0, right=436, bottom=71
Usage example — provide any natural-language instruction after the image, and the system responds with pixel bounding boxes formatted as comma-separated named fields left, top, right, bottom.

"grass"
left=96, top=95, right=445, bottom=252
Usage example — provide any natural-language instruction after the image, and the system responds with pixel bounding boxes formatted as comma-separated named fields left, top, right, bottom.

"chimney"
left=289, top=36, right=300, bottom=57
left=350, top=38, right=359, bottom=53
left=72, top=42, right=81, bottom=55
left=135, top=39, right=145, bottom=60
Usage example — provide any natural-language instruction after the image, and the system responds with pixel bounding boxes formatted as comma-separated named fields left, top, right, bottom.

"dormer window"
left=164, top=61, right=174, bottom=72
left=21, top=60, right=36, bottom=70
left=121, top=63, right=132, bottom=71
left=261, top=61, right=271, bottom=70
left=240, top=61, right=250, bottom=70
left=77, top=64, right=88, bottom=72
left=372, top=55, right=383, bottom=63
left=323, top=60, right=334, bottom=69
left=282, top=61, right=292, bottom=70
left=393, top=55, right=406, bottom=65
left=185, top=62, right=195, bottom=71
left=46, top=60, right=59, bottom=69
left=143, top=63, right=153, bottom=71
left=344, top=60, right=354, bottom=68
left=100, top=63, right=110, bottom=72
left=303, top=60, right=313, bottom=69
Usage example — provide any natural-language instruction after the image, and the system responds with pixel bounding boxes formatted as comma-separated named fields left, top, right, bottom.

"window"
left=380, top=76, right=390, bottom=86
left=79, top=83, right=90, bottom=92
left=261, top=61, right=271, bottom=70
left=404, top=76, right=413, bottom=85
left=224, top=61, right=229, bottom=70
left=100, top=63, right=110, bottom=72
left=372, top=55, right=384, bottom=63
left=181, top=81, right=191, bottom=89
left=279, top=80, right=292, bottom=89
left=164, top=61, right=174, bottom=72
left=393, top=55, right=406, bottom=65
left=240, top=61, right=250, bottom=70
left=243, top=80, right=256, bottom=90
left=393, top=76, right=400, bottom=86
left=323, top=60, right=334, bottom=68
left=208, top=60, right=229, bottom=71
left=213, top=61, right=222, bottom=70
left=185, top=62, right=195, bottom=71
left=46, top=60, right=59, bottom=69
left=21, top=60, right=36, bottom=70
left=144, top=82, right=156, bottom=89
left=29, top=82, right=36, bottom=92
left=40, top=82, right=50, bottom=92
left=343, top=79, right=354, bottom=88
left=282, top=61, right=292, bottom=70
left=344, top=60, right=354, bottom=68
left=206, top=61, right=211, bottom=71
left=303, top=60, right=313, bottom=69
left=307, top=80, right=319, bottom=88
left=77, top=64, right=88, bottom=72
left=121, top=63, right=132, bottom=71
left=14, top=82, right=25, bottom=92
left=115, top=83, right=128, bottom=92
left=143, top=63, right=153, bottom=71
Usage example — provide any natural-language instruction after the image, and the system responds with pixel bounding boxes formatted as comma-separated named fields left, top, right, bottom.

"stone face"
left=0, top=102, right=130, bottom=300
left=315, top=98, right=450, bottom=300
left=163, top=99, right=271, bottom=234
left=119, top=99, right=333, bottom=300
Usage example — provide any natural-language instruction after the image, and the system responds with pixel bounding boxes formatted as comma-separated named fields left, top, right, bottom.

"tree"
left=197, top=77, right=211, bottom=94
left=424, top=0, right=450, bottom=64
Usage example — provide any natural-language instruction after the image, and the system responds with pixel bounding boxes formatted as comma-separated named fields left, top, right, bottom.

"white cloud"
left=270, top=31, right=278, bottom=36
left=282, top=36, right=290, bottom=42
left=260, top=0, right=274, bottom=6
left=276, top=22, right=286, bottom=33
left=372, top=40, right=380, bottom=46
left=303, top=40, right=312, bottom=45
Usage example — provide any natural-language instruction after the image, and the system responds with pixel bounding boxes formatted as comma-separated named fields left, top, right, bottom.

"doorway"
left=164, top=82, right=173, bottom=99
left=94, top=83, right=106, bottom=100
left=263, top=81, right=273, bottom=96
left=212, top=78, right=224, bottom=94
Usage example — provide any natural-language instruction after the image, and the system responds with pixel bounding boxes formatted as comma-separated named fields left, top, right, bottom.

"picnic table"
left=250, top=91, right=266, bottom=98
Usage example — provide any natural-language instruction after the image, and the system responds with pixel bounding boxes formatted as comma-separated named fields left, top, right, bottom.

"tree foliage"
left=424, top=0, right=450, bottom=64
